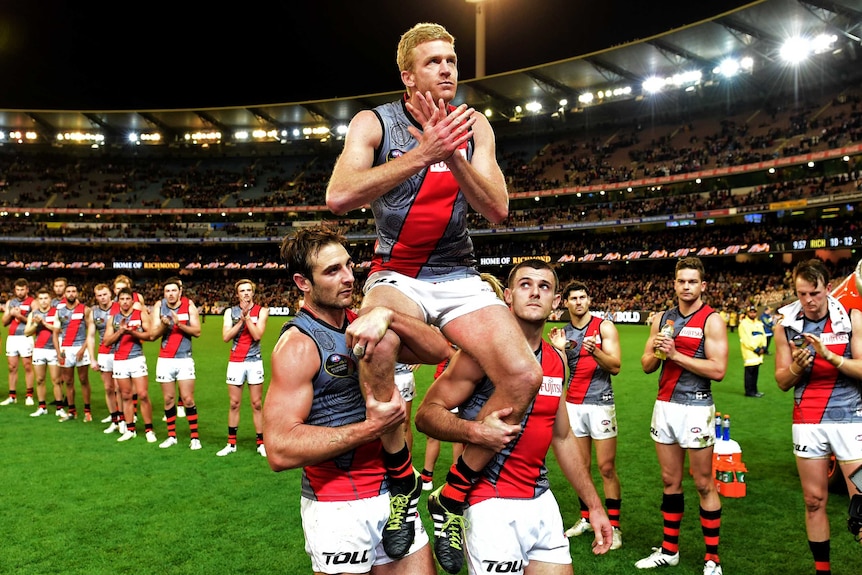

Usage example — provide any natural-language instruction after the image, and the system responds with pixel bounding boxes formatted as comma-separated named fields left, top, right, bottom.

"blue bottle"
left=722, top=414, right=730, bottom=441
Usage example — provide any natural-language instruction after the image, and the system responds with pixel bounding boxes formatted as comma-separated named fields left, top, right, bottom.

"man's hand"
left=405, top=91, right=476, bottom=165
left=474, top=407, right=521, bottom=452
left=363, top=381, right=406, bottom=437
left=345, top=307, right=394, bottom=361
left=589, top=508, right=613, bottom=555
left=548, top=327, right=567, bottom=351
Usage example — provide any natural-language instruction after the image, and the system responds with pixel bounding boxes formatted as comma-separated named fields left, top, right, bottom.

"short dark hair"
left=675, top=257, right=705, bottom=281
left=561, top=280, right=589, bottom=300
left=280, top=225, right=347, bottom=282
left=793, top=258, right=830, bottom=288
left=163, top=276, right=183, bottom=289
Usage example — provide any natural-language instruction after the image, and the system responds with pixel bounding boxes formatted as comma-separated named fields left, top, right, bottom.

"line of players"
left=1, top=274, right=269, bottom=456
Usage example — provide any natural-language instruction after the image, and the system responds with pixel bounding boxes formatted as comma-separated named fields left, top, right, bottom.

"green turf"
left=0, top=320, right=859, bottom=574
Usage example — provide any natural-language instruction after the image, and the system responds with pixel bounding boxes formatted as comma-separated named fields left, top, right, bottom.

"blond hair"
left=480, top=273, right=506, bottom=302
left=396, top=22, right=454, bottom=73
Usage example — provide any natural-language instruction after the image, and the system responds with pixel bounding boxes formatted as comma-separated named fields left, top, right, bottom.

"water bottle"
left=654, top=319, right=674, bottom=360
left=715, top=412, right=722, bottom=437
left=722, top=414, right=731, bottom=441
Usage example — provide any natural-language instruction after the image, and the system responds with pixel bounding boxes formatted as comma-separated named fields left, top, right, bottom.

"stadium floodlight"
left=484, top=108, right=493, bottom=118
left=780, top=37, right=811, bottom=64
left=578, top=92, right=594, bottom=104
left=127, top=133, right=138, bottom=143
left=336, top=125, right=348, bottom=135
left=717, top=58, right=740, bottom=78
left=642, top=76, right=664, bottom=94
left=740, top=56, right=754, bottom=70
left=525, top=101, right=542, bottom=113
left=812, top=33, right=837, bottom=54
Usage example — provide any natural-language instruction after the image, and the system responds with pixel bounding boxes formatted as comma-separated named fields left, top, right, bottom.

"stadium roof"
left=1, top=0, right=861, bottom=146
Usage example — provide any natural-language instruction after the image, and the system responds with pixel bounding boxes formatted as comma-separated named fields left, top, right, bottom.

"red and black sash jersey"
left=657, top=304, right=716, bottom=406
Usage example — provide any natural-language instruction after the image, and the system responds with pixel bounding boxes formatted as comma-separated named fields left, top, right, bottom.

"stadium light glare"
left=525, top=101, right=542, bottom=113
left=717, top=58, right=739, bottom=78
left=642, top=76, right=663, bottom=93
left=579, top=92, right=594, bottom=104
left=780, top=37, right=811, bottom=64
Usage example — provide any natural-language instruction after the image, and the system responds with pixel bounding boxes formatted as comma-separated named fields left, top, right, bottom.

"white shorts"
left=395, top=370, right=416, bottom=402
left=792, top=423, right=862, bottom=462
left=650, top=401, right=715, bottom=449
left=60, top=345, right=90, bottom=368
left=465, top=490, right=571, bottom=574
left=32, top=348, right=59, bottom=366
left=565, top=402, right=618, bottom=440
left=226, top=360, right=265, bottom=386
left=156, top=357, right=196, bottom=383
left=113, top=356, right=148, bottom=380
left=364, top=271, right=506, bottom=328
left=6, top=335, right=34, bottom=358
left=300, top=493, right=428, bottom=574
left=98, top=353, right=114, bottom=373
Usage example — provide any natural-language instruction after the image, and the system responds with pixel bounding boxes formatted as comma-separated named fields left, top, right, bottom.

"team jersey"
left=111, top=309, right=146, bottom=361
left=369, top=97, right=477, bottom=280
left=93, top=302, right=119, bottom=354
left=782, top=313, right=862, bottom=424
left=563, top=316, right=614, bottom=405
left=158, top=297, right=193, bottom=359
left=31, top=307, right=58, bottom=350
left=286, top=307, right=387, bottom=502
left=57, top=302, right=88, bottom=347
left=7, top=296, right=34, bottom=335
left=656, top=304, right=716, bottom=406
left=228, top=304, right=263, bottom=362
left=461, top=341, right=566, bottom=505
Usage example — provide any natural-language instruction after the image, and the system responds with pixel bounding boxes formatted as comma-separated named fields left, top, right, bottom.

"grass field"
left=0, top=319, right=859, bottom=574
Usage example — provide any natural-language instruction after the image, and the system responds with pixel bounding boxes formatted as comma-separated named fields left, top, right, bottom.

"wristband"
left=836, top=356, right=845, bottom=370
left=789, top=364, right=801, bottom=377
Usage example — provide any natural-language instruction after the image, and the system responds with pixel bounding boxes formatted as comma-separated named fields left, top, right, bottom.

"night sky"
left=0, top=0, right=753, bottom=110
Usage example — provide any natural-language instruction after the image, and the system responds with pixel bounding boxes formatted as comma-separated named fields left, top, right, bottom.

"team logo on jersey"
left=680, top=326, right=704, bottom=339
left=325, top=354, right=357, bottom=378
left=387, top=149, right=404, bottom=162
left=538, top=376, right=563, bottom=397
left=820, top=332, right=849, bottom=345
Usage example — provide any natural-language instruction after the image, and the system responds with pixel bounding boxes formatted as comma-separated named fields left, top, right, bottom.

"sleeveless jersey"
left=158, top=297, right=193, bottom=359
left=228, top=304, right=263, bottom=362
left=7, top=296, right=34, bottom=335
left=563, top=316, right=614, bottom=405
left=783, top=314, right=862, bottom=424
left=462, top=341, right=566, bottom=505
left=285, top=308, right=387, bottom=502
left=58, top=302, right=87, bottom=347
left=93, top=302, right=120, bottom=354
left=657, top=304, right=716, bottom=406
left=112, top=309, right=146, bottom=360
left=32, top=307, right=58, bottom=350
left=370, top=97, right=477, bottom=280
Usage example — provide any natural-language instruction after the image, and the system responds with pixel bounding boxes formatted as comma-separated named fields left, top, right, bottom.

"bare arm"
left=406, top=92, right=508, bottom=223
left=590, top=319, right=621, bottom=376
left=345, top=306, right=451, bottom=366
left=243, top=306, right=268, bottom=341
left=182, top=302, right=202, bottom=338
left=264, top=328, right=406, bottom=471
left=326, top=110, right=430, bottom=215
left=550, top=391, right=612, bottom=554
left=660, top=312, right=728, bottom=381
left=222, top=309, right=242, bottom=343
left=84, top=308, right=96, bottom=362
left=414, top=350, right=520, bottom=450
left=641, top=313, right=664, bottom=374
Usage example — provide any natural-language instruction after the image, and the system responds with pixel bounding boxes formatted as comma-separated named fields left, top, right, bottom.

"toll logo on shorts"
left=480, top=559, right=524, bottom=573
left=322, top=550, right=369, bottom=566
left=324, top=354, right=357, bottom=378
